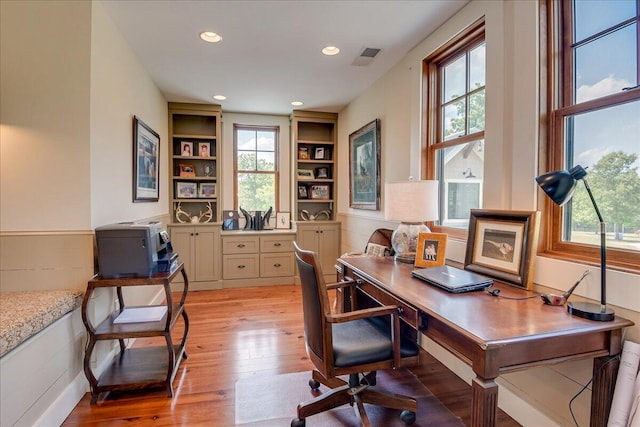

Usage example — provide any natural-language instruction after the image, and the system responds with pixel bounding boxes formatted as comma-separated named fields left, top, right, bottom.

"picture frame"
left=198, top=142, right=211, bottom=157
left=298, top=145, right=310, bottom=160
left=465, top=209, right=540, bottom=289
left=315, top=167, right=329, bottom=179
left=415, top=232, right=448, bottom=268
left=180, top=141, right=193, bottom=157
left=297, top=168, right=315, bottom=180
left=176, top=182, right=197, bottom=198
left=276, top=212, right=291, bottom=229
left=298, top=184, right=309, bottom=199
left=222, top=210, right=240, bottom=230
left=349, top=118, right=381, bottom=210
left=314, top=146, right=325, bottom=160
left=132, top=116, right=160, bottom=202
left=179, top=163, right=196, bottom=177
left=310, top=184, right=330, bottom=200
left=198, top=182, right=216, bottom=198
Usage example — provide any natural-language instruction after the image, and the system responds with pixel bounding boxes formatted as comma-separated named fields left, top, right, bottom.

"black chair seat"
left=333, top=316, right=419, bottom=367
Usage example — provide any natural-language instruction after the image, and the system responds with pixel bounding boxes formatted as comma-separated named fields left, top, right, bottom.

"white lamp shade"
left=384, top=180, right=439, bottom=223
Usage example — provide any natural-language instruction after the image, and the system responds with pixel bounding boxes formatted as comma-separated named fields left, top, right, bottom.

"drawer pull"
left=274, top=263, right=281, bottom=267
left=238, top=265, right=246, bottom=269
left=274, top=243, right=282, bottom=247
left=237, top=243, right=246, bottom=248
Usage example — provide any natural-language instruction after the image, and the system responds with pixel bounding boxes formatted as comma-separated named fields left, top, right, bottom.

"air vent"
left=352, top=47, right=381, bottom=66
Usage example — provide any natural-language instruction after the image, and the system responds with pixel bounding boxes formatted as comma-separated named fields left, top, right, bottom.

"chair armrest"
left=325, top=279, right=356, bottom=291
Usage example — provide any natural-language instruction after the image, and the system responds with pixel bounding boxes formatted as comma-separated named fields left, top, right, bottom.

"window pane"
left=257, top=152, right=275, bottom=171
left=575, top=24, right=638, bottom=103
left=257, top=131, right=275, bottom=150
left=574, top=0, right=636, bottom=42
left=237, top=129, right=256, bottom=150
left=443, top=99, right=466, bottom=140
left=443, top=54, right=466, bottom=102
left=468, top=89, right=485, bottom=133
left=563, top=100, right=640, bottom=251
left=469, top=43, right=486, bottom=89
left=237, top=151, right=256, bottom=171
left=237, top=173, right=275, bottom=211
left=435, top=141, right=484, bottom=228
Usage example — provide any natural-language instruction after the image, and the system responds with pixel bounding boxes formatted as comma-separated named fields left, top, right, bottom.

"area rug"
left=235, top=368, right=465, bottom=426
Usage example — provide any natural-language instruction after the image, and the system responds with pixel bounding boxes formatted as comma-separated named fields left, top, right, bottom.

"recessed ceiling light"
left=291, top=101, right=304, bottom=106
left=322, top=46, right=340, bottom=56
left=200, top=31, right=222, bottom=43
left=213, top=95, right=226, bottom=100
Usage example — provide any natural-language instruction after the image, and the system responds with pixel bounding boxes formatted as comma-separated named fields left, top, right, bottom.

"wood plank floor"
left=63, top=285, right=520, bottom=426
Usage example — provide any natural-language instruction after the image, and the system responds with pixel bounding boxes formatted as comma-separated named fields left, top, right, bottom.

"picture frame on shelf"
left=310, top=184, right=330, bottom=200
left=179, top=163, right=196, bottom=177
left=276, top=212, right=291, bottom=229
left=298, top=145, right=310, bottom=160
left=297, top=168, right=315, bottom=180
left=180, top=141, right=193, bottom=157
left=133, top=116, right=160, bottom=203
left=314, top=146, right=325, bottom=160
left=315, top=167, right=329, bottom=179
left=349, top=118, right=381, bottom=210
left=465, top=209, right=540, bottom=290
left=176, top=182, right=197, bottom=198
left=298, top=184, right=309, bottom=199
left=198, top=182, right=216, bottom=198
left=415, top=232, right=448, bottom=268
left=198, top=142, right=211, bottom=157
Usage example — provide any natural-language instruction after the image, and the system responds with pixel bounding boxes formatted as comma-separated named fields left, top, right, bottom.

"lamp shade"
left=535, top=165, right=587, bottom=206
left=384, top=180, right=439, bottom=223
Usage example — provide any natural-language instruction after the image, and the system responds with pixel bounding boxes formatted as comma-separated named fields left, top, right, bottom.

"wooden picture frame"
left=198, top=142, right=211, bottom=157
left=314, top=146, right=325, bottom=160
left=179, top=163, right=196, bottom=177
left=298, top=145, right=310, bottom=160
left=315, top=167, right=329, bottom=179
left=310, top=184, right=330, bottom=200
left=298, top=184, right=309, bottom=199
left=465, top=209, right=540, bottom=289
left=180, top=141, right=193, bottom=157
left=198, top=182, right=216, bottom=198
left=349, top=118, right=381, bottom=210
left=176, top=182, right=197, bottom=198
left=276, top=212, right=291, bottom=229
left=132, top=116, right=160, bottom=202
left=297, top=168, right=314, bottom=180
left=415, top=232, right=448, bottom=268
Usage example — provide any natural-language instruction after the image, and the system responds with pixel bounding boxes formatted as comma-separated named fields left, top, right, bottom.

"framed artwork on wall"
left=133, top=116, right=160, bottom=202
left=349, top=118, right=381, bottom=210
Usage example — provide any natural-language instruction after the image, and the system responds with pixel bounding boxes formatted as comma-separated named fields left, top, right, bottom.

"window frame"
left=233, top=124, right=280, bottom=211
left=541, top=0, right=640, bottom=272
left=423, top=17, right=486, bottom=239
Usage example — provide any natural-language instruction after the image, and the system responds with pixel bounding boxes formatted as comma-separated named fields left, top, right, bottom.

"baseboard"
left=33, top=371, right=87, bottom=427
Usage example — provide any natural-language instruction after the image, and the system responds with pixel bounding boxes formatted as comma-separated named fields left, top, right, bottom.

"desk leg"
left=471, top=376, right=498, bottom=427
left=590, top=355, right=619, bottom=427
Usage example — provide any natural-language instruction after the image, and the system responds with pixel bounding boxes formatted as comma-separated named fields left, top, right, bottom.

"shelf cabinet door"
left=193, top=226, right=220, bottom=282
left=296, top=222, right=340, bottom=276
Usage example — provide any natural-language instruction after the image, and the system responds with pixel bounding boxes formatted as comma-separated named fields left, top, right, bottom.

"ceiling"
left=101, top=0, right=469, bottom=115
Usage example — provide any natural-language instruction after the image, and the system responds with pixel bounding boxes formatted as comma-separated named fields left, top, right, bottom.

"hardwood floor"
left=63, top=285, right=520, bottom=426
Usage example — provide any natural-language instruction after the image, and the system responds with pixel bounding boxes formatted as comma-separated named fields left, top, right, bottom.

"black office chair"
left=292, top=241, right=419, bottom=427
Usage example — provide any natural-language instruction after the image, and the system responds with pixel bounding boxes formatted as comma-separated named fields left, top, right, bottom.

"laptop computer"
left=411, top=265, right=493, bottom=293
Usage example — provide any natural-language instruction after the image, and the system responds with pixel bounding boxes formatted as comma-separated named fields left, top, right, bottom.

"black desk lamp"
left=535, top=165, right=615, bottom=321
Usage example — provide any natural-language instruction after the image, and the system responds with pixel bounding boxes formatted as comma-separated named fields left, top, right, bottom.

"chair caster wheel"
left=291, top=417, right=306, bottom=427
left=400, top=410, right=416, bottom=424
left=308, top=378, right=320, bottom=390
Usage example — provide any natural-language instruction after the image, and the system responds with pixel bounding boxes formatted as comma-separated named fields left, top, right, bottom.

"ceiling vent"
left=352, top=47, right=381, bottom=66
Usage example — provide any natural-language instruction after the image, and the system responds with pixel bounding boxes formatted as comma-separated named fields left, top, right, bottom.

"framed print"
left=314, top=146, right=325, bottom=160
left=415, top=232, right=447, bottom=268
left=276, top=212, right=291, bottom=229
left=298, top=184, right=309, bottom=199
left=198, top=182, right=216, bottom=198
left=297, top=168, right=314, bottom=180
left=176, top=182, right=197, bottom=198
left=310, top=184, right=330, bottom=200
left=349, top=118, right=381, bottom=210
left=132, top=116, right=160, bottom=202
left=179, top=163, right=196, bottom=177
left=315, top=167, right=329, bottom=179
left=465, top=209, right=540, bottom=289
left=298, top=145, right=310, bottom=160
left=180, top=141, right=193, bottom=156
left=198, top=142, right=211, bottom=157
left=223, top=210, right=240, bottom=230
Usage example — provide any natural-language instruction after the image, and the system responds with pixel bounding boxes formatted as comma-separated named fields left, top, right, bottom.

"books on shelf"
left=114, top=306, right=168, bottom=324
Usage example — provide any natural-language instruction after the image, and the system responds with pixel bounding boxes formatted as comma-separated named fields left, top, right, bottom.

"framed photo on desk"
left=415, top=232, right=447, bottom=268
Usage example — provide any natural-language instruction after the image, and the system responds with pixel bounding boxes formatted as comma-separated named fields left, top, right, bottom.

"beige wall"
left=337, top=1, right=639, bottom=426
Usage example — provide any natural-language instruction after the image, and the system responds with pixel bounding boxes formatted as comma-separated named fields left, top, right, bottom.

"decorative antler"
left=175, top=202, right=191, bottom=223
left=198, top=202, right=213, bottom=223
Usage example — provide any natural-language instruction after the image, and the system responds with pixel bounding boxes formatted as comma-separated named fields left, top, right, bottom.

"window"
left=544, top=0, right=640, bottom=270
left=234, top=125, right=279, bottom=211
left=423, top=18, right=485, bottom=233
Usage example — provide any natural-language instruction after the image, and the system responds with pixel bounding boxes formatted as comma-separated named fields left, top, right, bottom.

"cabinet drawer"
left=260, top=253, right=294, bottom=277
left=260, top=235, right=294, bottom=253
left=223, top=254, right=259, bottom=279
left=356, top=278, right=419, bottom=330
left=222, top=236, right=259, bottom=254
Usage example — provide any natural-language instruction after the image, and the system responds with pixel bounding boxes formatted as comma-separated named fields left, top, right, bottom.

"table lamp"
left=384, top=179, right=439, bottom=263
left=535, top=165, right=614, bottom=321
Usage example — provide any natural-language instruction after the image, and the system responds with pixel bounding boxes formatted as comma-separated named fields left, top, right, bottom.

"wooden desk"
left=337, top=255, right=634, bottom=427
